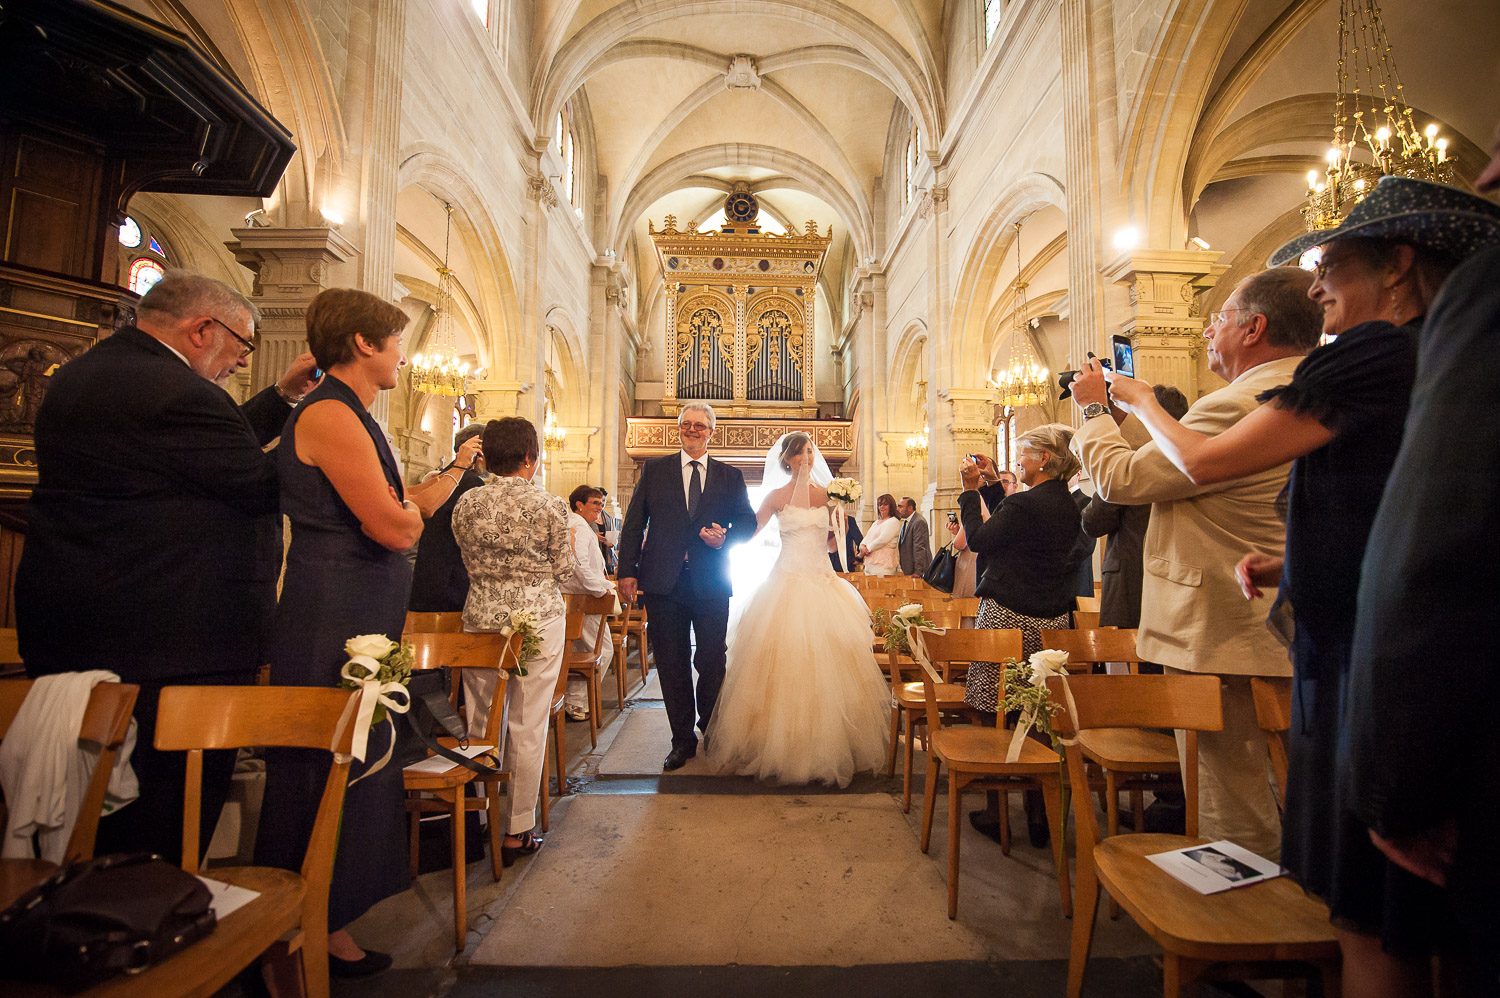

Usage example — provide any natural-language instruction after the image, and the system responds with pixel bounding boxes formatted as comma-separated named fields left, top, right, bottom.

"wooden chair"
left=1250, top=677, right=1293, bottom=810
left=563, top=593, right=617, bottom=748
left=872, top=605, right=963, bottom=668
left=944, top=596, right=982, bottom=619
left=1073, top=610, right=1101, bottom=630
left=612, top=598, right=650, bottom=686
left=886, top=628, right=1022, bottom=814
left=908, top=626, right=1071, bottom=921
left=1039, top=627, right=1179, bottom=903
left=404, top=610, right=463, bottom=633
left=1076, top=595, right=1101, bottom=613
left=540, top=655, right=570, bottom=833
left=154, top=685, right=361, bottom=998
left=0, top=627, right=22, bottom=676
left=0, top=679, right=139, bottom=865
left=401, top=631, right=517, bottom=951
left=1047, top=674, right=1340, bottom=998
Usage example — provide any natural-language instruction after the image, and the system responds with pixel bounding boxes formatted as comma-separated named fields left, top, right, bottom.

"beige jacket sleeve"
left=1073, top=391, right=1261, bottom=505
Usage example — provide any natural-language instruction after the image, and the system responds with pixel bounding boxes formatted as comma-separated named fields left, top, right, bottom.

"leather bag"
left=923, top=543, right=958, bottom=594
left=0, top=852, right=216, bottom=992
left=395, top=667, right=505, bottom=776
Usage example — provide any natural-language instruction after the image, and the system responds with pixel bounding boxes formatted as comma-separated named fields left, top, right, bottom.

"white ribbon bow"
left=333, top=655, right=412, bottom=786
left=831, top=506, right=849, bottom=572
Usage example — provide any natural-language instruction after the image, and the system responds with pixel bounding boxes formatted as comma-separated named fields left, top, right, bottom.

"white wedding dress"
left=706, top=502, right=891, bottom=787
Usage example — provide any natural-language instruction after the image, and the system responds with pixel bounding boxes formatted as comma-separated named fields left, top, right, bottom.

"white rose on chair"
left=499, top=607, right=542, bottom=676
left=826, top=478, right=862, bottom=505
left=1029, top=649, right=1071, bottom=679
left=896, top=603, right=924, bottom=620
left=345, top=633, right=399, bottom=661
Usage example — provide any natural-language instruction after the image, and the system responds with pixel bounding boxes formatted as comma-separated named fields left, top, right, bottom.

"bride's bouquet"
left=826, top=477, right=862, bottom=506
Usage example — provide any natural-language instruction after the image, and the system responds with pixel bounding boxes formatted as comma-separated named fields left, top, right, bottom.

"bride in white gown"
left=706, top=432, right=890, bottom=787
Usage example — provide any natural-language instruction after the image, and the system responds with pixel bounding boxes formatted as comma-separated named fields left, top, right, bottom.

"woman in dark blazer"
left=957, top=424, right=1082, bottom=845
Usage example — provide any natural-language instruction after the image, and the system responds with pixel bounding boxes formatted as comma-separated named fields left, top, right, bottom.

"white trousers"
left=461, top=614, right=567, bottom=835
left=565, top=614, right=614, bottom=711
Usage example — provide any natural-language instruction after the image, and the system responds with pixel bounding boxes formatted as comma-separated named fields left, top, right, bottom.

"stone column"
left=936, top=387, right=996, bottom=514
left=599, top=271, right=626, bottom=493
left=520, top=172, right=556, bottom=427
left=878, top=432, right=920, bottom=506
left=227, top=226, right=356, bottom=394
left=1061, top=0, right=1105, bottom=398
left=1102, top=249, right=1226, bottom=400
left=349, top=0, right=406, bottom=302
left=921, top=181, right=955, bottom=509
left=469, top=379, right=528, bottom=421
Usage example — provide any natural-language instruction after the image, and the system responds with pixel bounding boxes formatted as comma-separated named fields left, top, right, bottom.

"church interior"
left=1, top=1, right=1497, bottom=996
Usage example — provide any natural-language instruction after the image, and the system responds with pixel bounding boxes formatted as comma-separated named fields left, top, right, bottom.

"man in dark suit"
left=617, top=402, right=755, bottom=770
left=896, top=497, right=931, bottom=577
left=408, top=421, right=488, bottom=611
left=16, top=271, right=318, bottom=863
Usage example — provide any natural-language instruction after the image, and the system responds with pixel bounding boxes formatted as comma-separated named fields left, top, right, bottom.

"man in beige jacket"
left=1069, top=267, right=1322, bottom=859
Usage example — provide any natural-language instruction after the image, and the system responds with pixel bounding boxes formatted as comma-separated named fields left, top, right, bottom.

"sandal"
left=500, top=830, right=543, bottom=867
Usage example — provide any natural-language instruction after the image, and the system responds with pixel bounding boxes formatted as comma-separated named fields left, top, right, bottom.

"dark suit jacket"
left=408, top=468, right=486, bottom=611
left=830, top=516, right=863, bottom=571
left=17, top=325, right=290, bottom=682
left=617, top=452, right=755, bottom=599
left=1066, top=488, right=1096, bottom=598
left=960, top=477, right=1080, bottom=619
left=1081, top=495, right=1150, bottom=628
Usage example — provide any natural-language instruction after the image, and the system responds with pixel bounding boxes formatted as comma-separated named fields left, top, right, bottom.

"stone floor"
left=271, top=651, right=1295, bottom=998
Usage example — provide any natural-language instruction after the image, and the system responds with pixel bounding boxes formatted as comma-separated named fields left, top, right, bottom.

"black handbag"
left=923, top=543, right=958, bottom=594
left=394, top=667, right=505, bottom=776
left=0, top=852, right=216, bottom=992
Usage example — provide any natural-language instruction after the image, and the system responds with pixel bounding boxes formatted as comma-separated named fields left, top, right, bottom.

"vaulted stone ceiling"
left=532, top=0, right=948, bottom=313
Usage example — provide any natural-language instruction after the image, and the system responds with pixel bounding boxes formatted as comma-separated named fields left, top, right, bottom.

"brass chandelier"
left=410, top=202, right=470, bottom=396
left=991, top=222, right=1049, bottom=408
left=1302, top=0, right=1455, bottom=232
left=905, top=424, right=928, bottom=462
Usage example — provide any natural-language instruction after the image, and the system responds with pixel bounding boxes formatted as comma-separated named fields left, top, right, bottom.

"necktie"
left=688, top=460, right=702, bottom=519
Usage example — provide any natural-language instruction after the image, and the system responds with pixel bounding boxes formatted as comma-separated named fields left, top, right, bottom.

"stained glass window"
left=129, top=258, right=165, bottom=296
left=984, top=0, right=1004, bottom=47
left=147, top=236, right=165, bottom=259
left=118, top=216, right=141, bottom=248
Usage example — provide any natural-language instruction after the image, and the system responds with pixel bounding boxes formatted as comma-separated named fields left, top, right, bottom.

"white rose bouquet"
left=826, top=477, right=862, bottom=505
left=500, top=607, right=541, bottom=676
left=871, top=602, right=933, bottom=654
left=337, top=633, right=415, bottom=782
left=1001, top=649, right=1072, bottom=759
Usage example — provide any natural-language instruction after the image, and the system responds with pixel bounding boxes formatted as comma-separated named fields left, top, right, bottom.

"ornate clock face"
left=724, top=192, right=759, bottom=224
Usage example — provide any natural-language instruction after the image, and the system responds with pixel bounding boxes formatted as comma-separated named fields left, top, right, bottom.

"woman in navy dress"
left=1105, top=177, right=1500, bottom=997
left=255, top=288, right=424, bottom=977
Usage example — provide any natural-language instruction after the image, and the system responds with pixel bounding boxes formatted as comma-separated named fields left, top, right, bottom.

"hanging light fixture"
left=905, top=424, right=929, bottom=462
left=990, top=222, right=1049, bottom=408
left=1303, top=0, right=1455, bottom=231
left=543, top=405, right=566, bottom=449
left=410, top=202, right=470, bottom=396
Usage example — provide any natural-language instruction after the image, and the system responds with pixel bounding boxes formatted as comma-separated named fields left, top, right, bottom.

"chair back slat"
left=404, top=611, right=464, bottom=633
left=945, top=596, right=982, bottom=617
left=1075, top=595, right=1101, bottom=613
left=156, top=686, right=358, bottom=882
left=1072, top=610, right=1101, bottom=630
left=1251, top=676, right=1293, bottom=809
left=0, top=679, right=30, bottom=738
left=1046, top=674, right=1221, bottom=848
left=918, top=627, right=1023, bottom=668
left=1038, top=628, right=1141, bottom=671
left=404, top=631, right=518, bottom=740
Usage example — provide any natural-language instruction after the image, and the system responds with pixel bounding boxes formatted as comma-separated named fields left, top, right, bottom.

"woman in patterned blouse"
left=453, top=417, right=575, bottom=863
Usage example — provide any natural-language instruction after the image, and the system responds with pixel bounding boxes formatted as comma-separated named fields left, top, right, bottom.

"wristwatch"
left=1082, top=402, right=1111, bottom=420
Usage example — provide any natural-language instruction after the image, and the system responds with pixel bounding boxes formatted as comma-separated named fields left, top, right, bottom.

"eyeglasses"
left=1207, top=306, right=1250, bottom=325
left=678, top=420, right=711, bottom=433
left=209, top=316, right=256, bottom=358
left=1312, top=256, right=1350, bottom=281
left=585, top=499, right=605, bottom=507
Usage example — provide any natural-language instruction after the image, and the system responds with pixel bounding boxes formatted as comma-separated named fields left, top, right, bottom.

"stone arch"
left=543, top=306, right=588, bottom=424
left=612, top=144, right=872, bottom=259
left=889, top=320, right=928, bottom=431
left=948, top=173, right=1067, bottom=382
left=397, top=146, right=522, bottom=378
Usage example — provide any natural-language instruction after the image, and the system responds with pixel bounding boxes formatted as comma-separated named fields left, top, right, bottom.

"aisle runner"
left=471, top=793, right=989, bottom=967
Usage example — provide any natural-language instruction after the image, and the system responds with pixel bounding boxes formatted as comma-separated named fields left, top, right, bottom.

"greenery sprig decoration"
left=871, top=602, right=934, bottom=654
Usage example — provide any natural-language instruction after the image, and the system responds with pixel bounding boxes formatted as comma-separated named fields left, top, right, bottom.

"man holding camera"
left=1067, top=267, right=1322, bottom=860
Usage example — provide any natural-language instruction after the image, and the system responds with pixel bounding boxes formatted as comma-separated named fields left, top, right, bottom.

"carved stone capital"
left=526, top=173, right=559, bottom=209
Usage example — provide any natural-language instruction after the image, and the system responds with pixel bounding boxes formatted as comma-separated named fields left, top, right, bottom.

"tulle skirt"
left=707, top=568, right=890, bottom=787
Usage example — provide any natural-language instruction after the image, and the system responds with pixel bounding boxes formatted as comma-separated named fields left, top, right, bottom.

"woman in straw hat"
left=1100, top=175, right=1500, bottom=996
